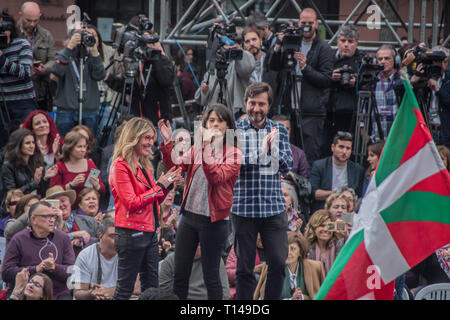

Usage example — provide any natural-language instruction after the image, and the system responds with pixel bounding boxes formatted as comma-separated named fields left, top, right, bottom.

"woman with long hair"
left=22, top=110, right=64, bottom=169
left=10, top=268, right=53, bottom=300
left=304, top=210, right=345, bottom=276
left=109, top=117, right=182, bottom=300
left=1, top=128, right=57, bottom=199
left=158, top=103, right=242, bottom=300
left=50, top=131, right=105, bottom=208
left=363, top=140, right=386, bottom=195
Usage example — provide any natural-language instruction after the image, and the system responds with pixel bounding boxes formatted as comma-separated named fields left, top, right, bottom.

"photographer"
left=110, top=16, right=174, bottom=126
left=52, top=27, right=106, bottom=136
left=18, top=2, right=56, bottom=111
left=269, top=8, right=334, bottom=164
left=0, top=12, right=37, bottom=135
left=326, top=26, right=363, bottom=150
left=194, top=24, right=255, bottom=119
left=410, top=46, right=449, bottom=146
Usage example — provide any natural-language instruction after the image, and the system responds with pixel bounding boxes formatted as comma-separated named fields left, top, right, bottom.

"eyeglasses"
left=7, top=201, right=18, bottom=207
left=33, top=214, right=58, bottom=221
left=28, top=279, right=43, bottom=289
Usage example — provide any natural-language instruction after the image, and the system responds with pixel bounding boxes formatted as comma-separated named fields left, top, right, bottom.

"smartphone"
left=327, top=222, right=337, bottom=232
left=341, top=212, right=354, bottom=225
left=84, top=169, right=101, bottom=188
left=47, top=199, right=60, bottom=208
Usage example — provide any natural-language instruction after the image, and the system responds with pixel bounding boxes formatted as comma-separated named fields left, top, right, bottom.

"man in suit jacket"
left=310, top=131, right=364, bottom=212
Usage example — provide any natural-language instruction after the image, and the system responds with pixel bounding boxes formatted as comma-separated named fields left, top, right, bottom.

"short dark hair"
left=28, top=201, right=52, bottom=220
left=272, top=114, right=290, bottom=122
left=242, top=26, right=264, bottom=42
left=98, top=216, right=115, bottom=235
left=244, top=82, right=273, bottom=107
left=332, top=131, right=353, bottom=145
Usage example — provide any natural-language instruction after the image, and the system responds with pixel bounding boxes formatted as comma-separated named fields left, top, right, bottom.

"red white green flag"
left=314, top=79, right=450, bottom=300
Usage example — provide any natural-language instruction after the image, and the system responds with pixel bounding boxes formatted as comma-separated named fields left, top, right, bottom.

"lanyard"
left=138, top=61, right=152, bottom=89
left=378, top=70, right=396, bottom=95
left=72, top=59, right=84, bottom=82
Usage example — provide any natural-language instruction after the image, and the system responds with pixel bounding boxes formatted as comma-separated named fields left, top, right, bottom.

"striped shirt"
left=0, top=38, right=35, bottom=101
left=231, top=117, right=293, bottom=218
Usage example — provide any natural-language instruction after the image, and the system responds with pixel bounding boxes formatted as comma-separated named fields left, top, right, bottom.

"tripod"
left=76, top=45, right=88, bottom=125
left=353, top=90, right=384, bottom=166
left=277, top=67, right=305, bottom=149
left=206, top=62, right=229, bottom=110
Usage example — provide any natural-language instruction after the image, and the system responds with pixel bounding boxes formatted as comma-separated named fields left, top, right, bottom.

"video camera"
left=409, top=46, right=447, bottom=79
left=278, top=22, right=311, bottom=69
left=206, top=22, right=243, bottom=76
left=111, top=14, right=160, bottom=78
left=357, top=54, right=384, bottom=91
left=0, top=12, right=14, bottom=50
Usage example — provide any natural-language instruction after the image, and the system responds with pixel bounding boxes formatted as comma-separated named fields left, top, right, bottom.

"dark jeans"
left=112, top=227, right=159, bottom=300
left=301, top=116, right=325, bottom=165
left=1, top=99, right=37, bottom=148
left=231, top=212, right=288, bottom=300
left=440, top=108, right=450, bottom=148
left=55, top=110, right=98, bottom=137
left=173, top=211, right=229, bottom=300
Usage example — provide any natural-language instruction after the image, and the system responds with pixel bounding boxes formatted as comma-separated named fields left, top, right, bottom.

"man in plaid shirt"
left=231, top=82, right=293, bottom=300
left=372, top=45, right=403, bottom=141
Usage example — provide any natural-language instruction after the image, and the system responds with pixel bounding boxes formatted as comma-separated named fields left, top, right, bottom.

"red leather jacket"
left=109, top=157, right=169, bottom=232
left=160, top=141, right=242, bottom=222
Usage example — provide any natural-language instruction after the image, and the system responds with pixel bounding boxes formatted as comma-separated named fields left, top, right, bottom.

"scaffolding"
left=153, top=0, right=447, bottom=51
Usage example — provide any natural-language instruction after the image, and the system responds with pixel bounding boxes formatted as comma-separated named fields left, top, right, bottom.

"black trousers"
left=231, top=212, right=288, bottom=300
left=173, top=211, right=229, bottom=300
left=112, top=227, right=159, bottom=300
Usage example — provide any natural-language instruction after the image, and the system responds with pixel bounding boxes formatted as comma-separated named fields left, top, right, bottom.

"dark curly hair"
left=4, top=128, right=44, bottom=172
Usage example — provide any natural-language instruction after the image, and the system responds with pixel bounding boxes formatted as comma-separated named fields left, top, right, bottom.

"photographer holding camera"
left=52, top=26, right=106, bottom=136
left=0, top=11, right=37, bottom=143
left=269, top=8, right=334, bottom=164
left=195, top=23, right=255, bottom=119
left=410, top=46, right=450, bottom=146
left=326, top=26, right=363, bottom=151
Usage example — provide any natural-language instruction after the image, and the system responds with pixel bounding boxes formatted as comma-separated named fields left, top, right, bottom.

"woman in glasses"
left=0, top=189, right=24, bottom=237
left=10, top=268, right=53, bottom=300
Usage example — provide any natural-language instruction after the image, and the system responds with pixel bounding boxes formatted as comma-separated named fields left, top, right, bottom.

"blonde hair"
left=324, top=192, right=350, bottom=216
left=112, top=117, right=156, bottom=175
left=304, top=209, right=337, bottom=247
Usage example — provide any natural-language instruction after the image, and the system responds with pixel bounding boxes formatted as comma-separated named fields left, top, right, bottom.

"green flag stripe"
left=314, top=229, right=365, bottom=300
left=380, top=191, right=450, bottom=224
left=375, top=81, right=418, bottom=185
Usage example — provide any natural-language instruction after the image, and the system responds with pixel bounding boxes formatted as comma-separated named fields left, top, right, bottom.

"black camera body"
left=358, top=54, right=384, bottom=91
left=336, top=64, right=355, bottom=86
left=77, top=29, right=96, bottom=48
left=278, top=23, right=311, bottom=70
left=413, top=47, right=447, bottom=79
left=111, top=15, right=159, bottom=78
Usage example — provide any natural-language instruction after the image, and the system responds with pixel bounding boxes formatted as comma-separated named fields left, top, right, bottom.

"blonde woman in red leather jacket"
left=158, top=103, right=242, bottom=300
left=109, top=117, right=182, bottom=300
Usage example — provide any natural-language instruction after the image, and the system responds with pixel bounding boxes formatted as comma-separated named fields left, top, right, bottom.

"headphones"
left=377, top=45, right=401, bottom=69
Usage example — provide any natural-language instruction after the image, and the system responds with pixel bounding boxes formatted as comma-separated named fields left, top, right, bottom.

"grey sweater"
left=52, top=47, right=106, bottom=112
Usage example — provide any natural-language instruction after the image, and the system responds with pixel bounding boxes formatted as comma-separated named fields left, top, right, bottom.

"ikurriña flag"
left=314, top=79, right=450, bottom=300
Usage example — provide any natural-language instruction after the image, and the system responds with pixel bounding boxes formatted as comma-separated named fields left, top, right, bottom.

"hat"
left=45, top=185, right=76, bottom=205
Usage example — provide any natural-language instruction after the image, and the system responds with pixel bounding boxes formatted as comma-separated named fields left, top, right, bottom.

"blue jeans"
left=56, top=110, right=98, bottom=137
left=231, top=212, right=288, bottom=300
left=112, top=227, right=160, bottom=300
left=6, top=99, right=37, bottom=121
left=173, top=211, right=229, bottom=300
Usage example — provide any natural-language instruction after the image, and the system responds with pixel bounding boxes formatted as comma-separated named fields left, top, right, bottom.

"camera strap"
left=138, top=61, right=152, bottom=90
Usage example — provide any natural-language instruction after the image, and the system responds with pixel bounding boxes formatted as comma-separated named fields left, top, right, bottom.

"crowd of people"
left=0, top=2, right=449, bottom=301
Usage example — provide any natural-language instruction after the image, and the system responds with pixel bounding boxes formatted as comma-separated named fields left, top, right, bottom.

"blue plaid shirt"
left=231, top=117, right=293, bottom=218
left=372, top=71, right=398, bottom=140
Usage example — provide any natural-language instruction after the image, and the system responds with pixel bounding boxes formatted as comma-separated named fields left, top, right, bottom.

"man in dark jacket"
left=325, top=25, right=363, bottom=154
left=269, top=8, right=334, bottom=164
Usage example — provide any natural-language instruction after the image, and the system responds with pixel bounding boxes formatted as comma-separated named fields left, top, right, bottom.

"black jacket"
left=1, top=161, right=48, bottom=201
left=269, top=35, right=334, bottom=116
left=328, top=49, right=364, bottom=114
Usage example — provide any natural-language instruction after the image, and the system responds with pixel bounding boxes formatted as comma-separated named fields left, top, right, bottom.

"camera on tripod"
left=206, top=22, right=243, bottom=71
left=357, top=54, right=384, bottom=91
left=278, top=22, right=310, bottom=69
left=111, top=14, right=161, bottom=79
left=411, top=46, right=447, bottom=79
left=0, top=12, right=14, bottom=50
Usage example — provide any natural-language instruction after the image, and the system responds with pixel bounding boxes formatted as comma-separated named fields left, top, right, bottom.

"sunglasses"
left=336, top=131, right=353, bottom=139
left=7, top=201, right=18, bottom=207
left=28, top=279, right=43, bottom=289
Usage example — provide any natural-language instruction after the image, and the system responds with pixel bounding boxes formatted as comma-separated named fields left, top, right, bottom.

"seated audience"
left=363, top=140, right=386, bottom=195
left=304, top=209, right=345, bottom=276
left=1, top=201, right=75, bottom=300
left=281, top=182, right=306, bottom=234
left=50, top=131, right=105, bottom=209
left=21, top=110, right=63, bottom=170
left=9, top=268, right=53, bottom=300
left=76, top=187, right=104, bottom=223
left=254, top=231, right=325, bottom=300
left=0, top=190, right=24, bottom=237
left=437, top=145, right=450, bottom=173
left=1, top=128, right=58, bottom=200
